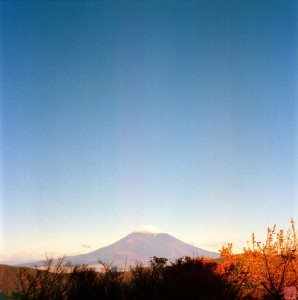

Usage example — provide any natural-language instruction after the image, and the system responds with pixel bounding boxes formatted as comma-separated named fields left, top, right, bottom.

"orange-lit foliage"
left=216, top=219, right=298, bottom=300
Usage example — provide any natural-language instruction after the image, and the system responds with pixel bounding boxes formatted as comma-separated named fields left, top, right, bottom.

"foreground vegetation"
left=2, top=219, right=298, bottom=299
left=216, top=219, right=298, bottom=299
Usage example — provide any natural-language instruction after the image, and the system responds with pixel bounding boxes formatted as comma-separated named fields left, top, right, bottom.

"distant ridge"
left=20, top=231, right=219, bottom=269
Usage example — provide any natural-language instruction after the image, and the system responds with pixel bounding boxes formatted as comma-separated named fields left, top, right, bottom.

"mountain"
left=21, top=230, right=219, bottom=269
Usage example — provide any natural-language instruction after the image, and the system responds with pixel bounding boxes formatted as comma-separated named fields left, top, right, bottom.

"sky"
left=1, top=0, right=297, bottom=261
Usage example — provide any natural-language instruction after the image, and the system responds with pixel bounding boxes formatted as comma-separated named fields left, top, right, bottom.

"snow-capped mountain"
left=21, top=230, right=219, bottom=269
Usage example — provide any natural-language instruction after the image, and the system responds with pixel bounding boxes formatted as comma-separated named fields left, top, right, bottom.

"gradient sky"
left=1, top=0, right=297, bottom=261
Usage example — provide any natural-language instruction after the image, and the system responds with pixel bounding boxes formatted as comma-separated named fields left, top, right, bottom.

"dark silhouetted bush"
left=16, top=255, right=237, bottom=299
left=161, top=256, right=236, bottom=300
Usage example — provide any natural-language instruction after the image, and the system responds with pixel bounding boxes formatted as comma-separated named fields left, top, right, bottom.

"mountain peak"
left=134, top=225, right=164, bottom=234
left=21, top=229, right=220, bottom=269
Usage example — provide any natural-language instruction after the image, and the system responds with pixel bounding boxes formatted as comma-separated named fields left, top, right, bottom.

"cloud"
left=76, top=240, right=91, bottom=249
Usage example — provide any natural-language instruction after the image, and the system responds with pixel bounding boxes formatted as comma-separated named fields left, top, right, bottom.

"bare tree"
left=18, top=256, right=70, bottom=300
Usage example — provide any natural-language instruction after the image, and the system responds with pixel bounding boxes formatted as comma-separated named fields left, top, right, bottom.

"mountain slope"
left=21, top=231, right=219, bottom=269
left=65, top=231, right=218, bottom=268
left=0, top=264, right=22, bottom=294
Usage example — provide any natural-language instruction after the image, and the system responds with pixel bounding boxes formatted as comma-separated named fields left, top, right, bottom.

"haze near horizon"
left=1, top=0, right=297, bottom=262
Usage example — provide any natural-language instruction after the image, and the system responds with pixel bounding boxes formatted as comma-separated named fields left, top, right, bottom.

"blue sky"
left=1, top=0, right=297, bottom=261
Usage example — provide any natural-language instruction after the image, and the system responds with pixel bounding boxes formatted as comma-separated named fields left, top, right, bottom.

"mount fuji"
left=22, top=228, right=219, bottom=269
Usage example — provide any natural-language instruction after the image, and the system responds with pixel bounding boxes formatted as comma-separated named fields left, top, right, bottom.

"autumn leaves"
left=216, top=219, right=298, bottom=299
